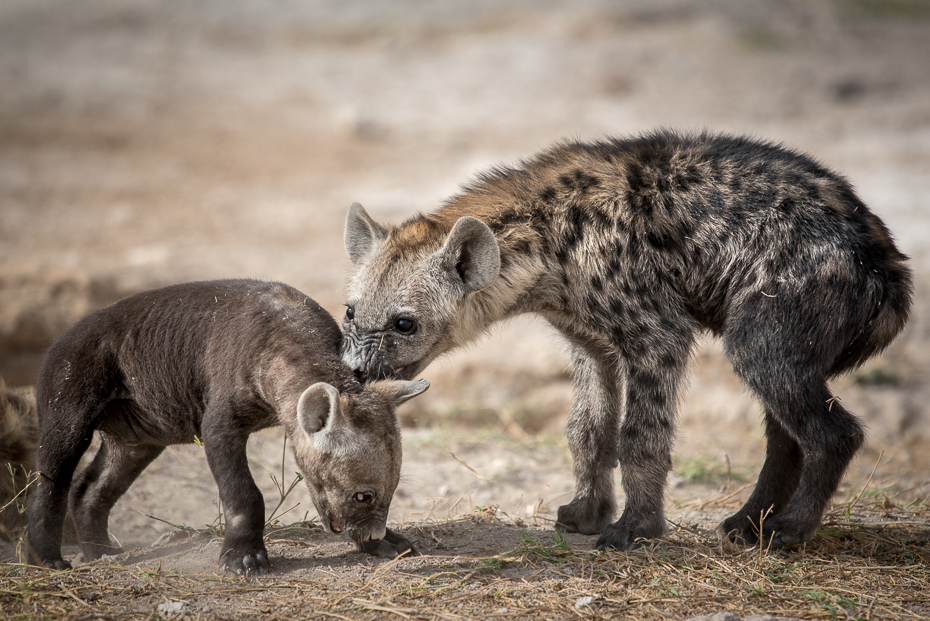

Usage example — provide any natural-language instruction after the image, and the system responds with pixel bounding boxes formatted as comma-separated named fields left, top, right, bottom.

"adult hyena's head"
left=290, top=379, right=428, bottom=545
left=341, top=203, right=501, bottom=381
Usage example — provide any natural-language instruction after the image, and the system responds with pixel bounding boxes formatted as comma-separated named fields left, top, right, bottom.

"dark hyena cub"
left=26, top=280, right=428, bottom=574
left=340, top=130, right=912, bottom=550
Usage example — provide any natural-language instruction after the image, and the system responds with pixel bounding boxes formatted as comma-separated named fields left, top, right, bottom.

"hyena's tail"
left=829, top=246, right=913, bottom=378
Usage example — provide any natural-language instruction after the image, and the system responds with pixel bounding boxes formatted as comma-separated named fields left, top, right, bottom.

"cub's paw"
left=81, top=542, right=124, bottom=562
left=758, top=514, right=819, bottom=548
left=357, top=528, right=418, bottom=559
left=24, top=550, right=72, bottom=570
left=219, top=542, right=269, bottom=576
left=29, top=558, right=72, bottom=570
left=718, top=511, right=818, bottom=548
left=594, top=514, right=665, bottom=552
left=556, top=497, right=615, bottom=535
left=717, top=513, right=761, bottom=546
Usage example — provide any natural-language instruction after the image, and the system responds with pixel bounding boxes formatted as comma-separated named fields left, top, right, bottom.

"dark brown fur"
left=26, top=280, right=427, bottom=574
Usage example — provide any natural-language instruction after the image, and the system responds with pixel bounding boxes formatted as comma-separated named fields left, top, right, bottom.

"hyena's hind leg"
left=723, top=326, right=864, bottom=546
left=717, top=414, right=803, bottom=544
left=556, top=343, right=622, bottom=536
left=27, top=405, right=98, bottom=568
left=742, top=381, right=861, bottom=546
left=69, top=435, right=164, bottom=560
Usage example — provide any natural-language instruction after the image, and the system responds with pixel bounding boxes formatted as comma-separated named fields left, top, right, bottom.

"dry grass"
left=2, top=497, right=928, bottom=621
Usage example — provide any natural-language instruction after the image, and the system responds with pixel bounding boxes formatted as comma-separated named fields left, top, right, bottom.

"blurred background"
left=1, top=0, right=928, bottom=541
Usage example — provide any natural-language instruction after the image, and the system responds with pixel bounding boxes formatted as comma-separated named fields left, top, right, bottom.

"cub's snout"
left=346, top=519, right=387, bottom=544
left=339, top=328, right=412, bottom=381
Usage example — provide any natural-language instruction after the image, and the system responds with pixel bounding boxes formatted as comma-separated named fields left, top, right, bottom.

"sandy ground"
left=1, top=0, right=929, bottom=576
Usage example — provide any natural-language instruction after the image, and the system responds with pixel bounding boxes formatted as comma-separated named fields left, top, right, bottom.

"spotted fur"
left=342, top=130, right=912, bottom=550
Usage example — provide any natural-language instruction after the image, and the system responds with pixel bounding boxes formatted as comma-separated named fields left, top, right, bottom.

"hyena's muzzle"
left=340, top=328, right=411, bottom=381
left=344, top=514, right=389, bottom=544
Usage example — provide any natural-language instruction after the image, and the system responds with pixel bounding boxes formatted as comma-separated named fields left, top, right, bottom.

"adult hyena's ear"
left=345, top=202, right=388, bottom=265
left=439, top=217, right=500, bottom=293
left=297, top=382, right=344, bottom=435
left=374, top=379, right=430, bottom=407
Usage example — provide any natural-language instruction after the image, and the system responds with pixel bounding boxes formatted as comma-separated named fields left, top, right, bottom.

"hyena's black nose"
left=353, top=368, right=367, bottom=382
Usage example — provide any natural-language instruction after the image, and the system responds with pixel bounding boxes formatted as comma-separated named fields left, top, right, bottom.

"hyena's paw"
left=25, top=547, right=73, bottom=570
left=718, top=510, right=818, bottom=548
left=556, top=497, right=615, bottom=535
left=595, top=512, right=666, bottom=551
left=758, top=513, right=819, bottom=547
left=79, top=541, right=124, bottom=562
left=716, top=512, right=762, bottom=546
left=357, top=528, right=419, bottom=559
left=219, top=539, right=269, bottom=576
left=28, top=557, right=72, bottom=570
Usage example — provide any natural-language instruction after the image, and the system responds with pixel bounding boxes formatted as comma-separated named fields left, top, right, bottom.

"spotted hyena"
left=26, top=280, right=428, bottom=574
left=340, top=130, right=912, bottom=550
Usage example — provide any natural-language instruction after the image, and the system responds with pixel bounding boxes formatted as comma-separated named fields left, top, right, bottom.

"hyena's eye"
left=345, top=305, right=355, bottom=320
left=393, top=317, right=416, bottom=334
left=354, top=492, right=374, bottom=503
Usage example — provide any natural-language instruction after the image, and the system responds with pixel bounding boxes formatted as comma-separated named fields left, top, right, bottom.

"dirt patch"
left=3, top=501, right=929, bottom=620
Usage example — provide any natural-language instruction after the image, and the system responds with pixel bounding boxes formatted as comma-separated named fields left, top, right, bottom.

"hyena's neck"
left=256, top=348, right=361, bottom=424
left=426, top=182, right=559, bottom=340
left=457, top=240, right=548, bottom=338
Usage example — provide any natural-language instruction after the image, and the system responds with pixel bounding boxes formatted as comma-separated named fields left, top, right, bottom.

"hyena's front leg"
left=556, top=344, right=622, bottom=535
left=596, top=335, right=693, bottom=551
left=202, top=410, right=269, bottom=577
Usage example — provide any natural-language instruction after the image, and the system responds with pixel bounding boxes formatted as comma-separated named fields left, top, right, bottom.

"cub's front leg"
left=556, top=345, right=620, bottom=536
left=595, top=341, right=691, bottom=551
left=202, top=423, right=269, bottom=576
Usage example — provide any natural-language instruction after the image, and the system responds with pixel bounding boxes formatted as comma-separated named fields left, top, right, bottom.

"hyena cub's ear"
left=345, top=202, right=388, bottom=265
left=373, top=379, right=430, bottom=407
left=297, top=382, right=344, bottom=435
left=438, top=217, right=501, bottom=293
